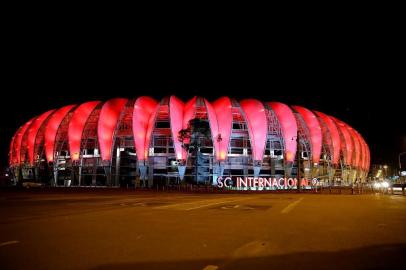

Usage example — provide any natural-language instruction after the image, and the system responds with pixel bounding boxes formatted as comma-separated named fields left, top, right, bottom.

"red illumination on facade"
left=9, top=131, right=18, bottom=166
left=169, top=96, right=197, bottom=160
left=268, top=102, right=298, bottom=163
left=314, top=111, right=341, bottom=165
left=240, top=99, right=268, bottom=162
left=356, top=131, right=368, bottom=171
left=205, top=97, right=233, bottom=161
left=347, top=126, right=361, bottom=169
left=169, top=96, right=186, bottom=160
left=292, top=106, right=322, bottom=164
left=204, top=99, right=219, bottom=158
left=364, top=136, right=370, bottom=171
left=366, top=144, right=370, bottom=171
left=354, top=130, right=366, bottom=170
left=8, top=96, right=370, bottom=177
left=68, top=101, right=101, bottom=161
left=26, top=110, right=55, bottom=165
left=133, top=97, right=159, bottom=160
left=44, top=105, right=76, bottom=162
left=98, top=98, right=128, bottom=161
left=12, top=119, right=34, bottom=165
left=183, top=96, right=197, bottom=128
left=331, top=117, right=354, bottom=166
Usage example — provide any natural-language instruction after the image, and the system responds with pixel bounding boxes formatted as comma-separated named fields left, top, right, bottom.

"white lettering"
left=217, top=177, right=223, bottom=188
left=224, top=177, right=232, bottom=187
left=258, top=177, right=264, bottom=188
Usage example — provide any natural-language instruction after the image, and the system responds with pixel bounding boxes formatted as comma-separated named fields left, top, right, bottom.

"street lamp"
left=399, top=152, right=406, bottom=178
left=383, top=165, right=388, bottom=180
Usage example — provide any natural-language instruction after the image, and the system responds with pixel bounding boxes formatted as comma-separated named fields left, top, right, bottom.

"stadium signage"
left=216, top=176, right=317, bottom=188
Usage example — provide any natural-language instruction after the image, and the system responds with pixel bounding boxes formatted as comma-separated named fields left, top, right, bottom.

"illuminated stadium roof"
left=9, top=96, right=370, bottom=180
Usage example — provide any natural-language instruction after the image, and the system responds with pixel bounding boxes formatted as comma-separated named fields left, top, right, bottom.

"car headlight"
left=382, top=182, right=389, bottom=188
left=373, top=183, right=381, bottom=188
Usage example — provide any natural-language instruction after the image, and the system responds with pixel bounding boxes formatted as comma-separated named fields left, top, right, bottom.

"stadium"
left=8, top=96, right=370, bottom=188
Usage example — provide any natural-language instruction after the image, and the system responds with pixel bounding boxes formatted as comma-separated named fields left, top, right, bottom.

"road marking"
left=221, top=204, right=240, bottom=210
left=185, top=199, right=244, bottom=211
left=281, top=197, right=304, bottom=214
left=154, top=198, right=238, bottom=209
left=202, top=265, right=218, bottom=270
left=154, top=197, right=252, bottom=211
left=154, top=199, right=219, bottom=209
left=0, top=240, right=19, bottom=247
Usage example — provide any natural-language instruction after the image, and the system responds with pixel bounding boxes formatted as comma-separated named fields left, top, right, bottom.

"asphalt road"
left=0, top=189, right=405, bottom=270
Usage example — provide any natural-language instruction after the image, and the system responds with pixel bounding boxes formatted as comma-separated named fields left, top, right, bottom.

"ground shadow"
left=91, top=243, right=406, bottom=270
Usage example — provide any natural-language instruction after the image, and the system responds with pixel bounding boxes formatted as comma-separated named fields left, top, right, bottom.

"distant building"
left=8, top=96, right=370, bottom=188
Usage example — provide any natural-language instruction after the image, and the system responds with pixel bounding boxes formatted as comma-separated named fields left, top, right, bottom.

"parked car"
left=390, top=183, right=405, bottom=195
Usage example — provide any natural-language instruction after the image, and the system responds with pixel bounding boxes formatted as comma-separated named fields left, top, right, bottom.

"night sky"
left=1, top=38, right=404, bottom=171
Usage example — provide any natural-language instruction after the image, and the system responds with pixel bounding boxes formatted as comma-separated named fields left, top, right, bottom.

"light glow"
left=68, top=101, right=101, bottom=161
left=133, top=97, right=159, bottom=161
left=98, top=98, right=128, bottom=161
left=268, top=102, right=298, bottom=163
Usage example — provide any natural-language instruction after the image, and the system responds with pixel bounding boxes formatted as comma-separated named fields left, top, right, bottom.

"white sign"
left=217, top=176, right=318, bottom=189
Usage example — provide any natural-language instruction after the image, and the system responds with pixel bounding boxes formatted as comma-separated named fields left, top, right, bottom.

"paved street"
left=0, top=189, right=405, bottom=269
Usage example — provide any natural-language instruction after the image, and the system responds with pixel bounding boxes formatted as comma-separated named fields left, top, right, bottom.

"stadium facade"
left=8, top=96, right=370, bottom=188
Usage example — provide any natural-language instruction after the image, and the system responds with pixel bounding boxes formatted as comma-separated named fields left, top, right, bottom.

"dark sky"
left=1, top=33, right=404, bottom=171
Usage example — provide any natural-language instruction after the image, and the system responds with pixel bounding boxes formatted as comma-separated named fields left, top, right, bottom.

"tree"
left=178, top=118, right=212, bottom=183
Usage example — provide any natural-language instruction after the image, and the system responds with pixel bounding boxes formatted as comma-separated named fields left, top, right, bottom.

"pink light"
left=331, top=116, right=353, bottom=166
left=358, top=137, right=365, bottom=170
left=44, top=105, right=75, bottom=162
left=366, top=143, right=370, bottom=171
left=169, top=96, right=197, bottom=160
left=292, top=106, right=322, bottom=164
left=205, top=97, right=232, bottom=161
left=12, top=119, right=34, bottom=165
left=286, top=151, right=294, bottom=162
left=268, top=102, right=298, bottom=163
left=133, top=96, right=159, bottom=161
left=204, top=99, right=219, bottom=158
left=9, top=131, right=18, bottom=166
left=183, top=97, right=197, bottom=128
left=9, top=96, right=371, bottom=175
left=314, top=111, right=341, bottom=165
left=355, top=130, right=366, bottom=170
left=346, top=125, right=361, bottom=169
left=98, top=98, right=128, bottom=161
left=26, top=110, right=55, bottom=165
left=355, top=130, right=368, bottom=171
left=240, top=99, right=267, bottom=162
left=68, top=101, right=101, bottom=161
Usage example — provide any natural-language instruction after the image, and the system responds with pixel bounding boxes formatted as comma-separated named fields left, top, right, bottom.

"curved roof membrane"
left=98, top=98, right=128, bottom=161
left=331, top=116, right=354, bottom=166
left=27, top=110, right=55, bottom=165
left=68, top=101, right=101, bottom=161
left=268, top=102, right=297, bottom=163
left=45, top=105, right=76, bottom=162
left=314, top=111, right=341, bottom=165
left=205, top=97, right=233, bottom=161
left=291, top=106, right=322, bottom=164
left=133, top=96, right=159, bottom=161
left=8, top=96, right=370, bottom=175
left=239, top=99, right=268, bottom=162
